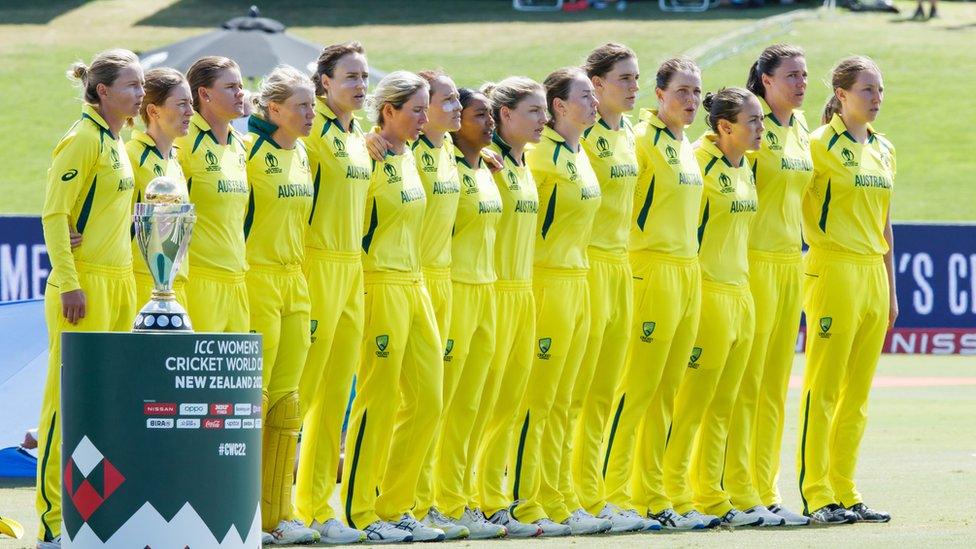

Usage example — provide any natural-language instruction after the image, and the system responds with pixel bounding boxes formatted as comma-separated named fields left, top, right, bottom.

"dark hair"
left=186, top=56, right=240, bottom=111
left=67, top=49, right=140, bottom=105
left=656, top=57, right=699, bottom=90
left=583, top=42, right=636, bottom=79
left=702, top=87, right=754, bottom=132
left=822, top=56, right=881, bottom=124
left=543, top=67, right=586, bottom=126
left=746, top=44, right=805, bottom=99
left=313, top=41, right=365, bottom=96
left=480, top=77, right=544, bottom=131
left=458, top=88, right=485, bottom=110
left=139, top=68, right=187, bottom=125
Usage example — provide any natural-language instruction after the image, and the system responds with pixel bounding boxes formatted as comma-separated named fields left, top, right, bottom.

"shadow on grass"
left=135, top=0, right=814, bottom=28
left=0, top=0, right=88, bottom=24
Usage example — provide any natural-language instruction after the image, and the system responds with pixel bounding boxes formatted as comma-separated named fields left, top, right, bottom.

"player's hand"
left=365, top=132, right=391, bottom=161
left=69, top=230, right=83, bottom=249
left=61, top=289, right=87, bottom=325
left=482, top=149, right=504, bottom=173
left=888, top=297, right=899, bottom=330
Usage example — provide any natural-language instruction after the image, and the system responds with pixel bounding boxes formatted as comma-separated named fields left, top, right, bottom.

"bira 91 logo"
left=719, top=173, right=735, bottom=194
left=596, top=136, right=612, bottom=158
left=640, top=321, right=656, bottom=343
left=506, top=171, right=520, bottom=190
left=688, top=346, right=703, bottom=368
left=384, top=163, right=402, bottom=184
left=819, top=316, right=833, bottom=338
left=537, top=337, right=552, bottom=360
left=421, top=151, right=436, bottom=172
left=265, top=152, right=282, bottom=174
left=205, top=149, right=221, bottom=172
left=375, top=334, right=390, bottom=358
left=766, top=130, right=781, bottom=150
left=841, top=148, right=858, bottom=167
left=333, top=136, right=347, bottom=157
left=665, top=144, right=679, bottom=165
left=443, top=339, right=454, bottom=362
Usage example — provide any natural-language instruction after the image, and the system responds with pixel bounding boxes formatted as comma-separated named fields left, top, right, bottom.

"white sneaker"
left=459, top=508, right=507, bottom=539
left=650, top=508, right=704, bottom=530
left=769, top=504, right=810, bottom=526
left=684, top=509, right=721, bottom=528
left=310, top=518, right=367, bottom=543
left=261, top=532, right=274, bottom=545
left=422, top=507, right=470, bottom=540
left=363, top=520, right=412, bottom=543
left=747, top=505, right=786, bottom=527
left=642, top=513, right=663, bottom=531
left=394, top=513, right=446, bottom=542
left=534, top=517, right=572, bottom=537
left=487, top=508, right=542, bottom=538
left=36, top=537, right=60, bottom=549
left=562, top=508, right=612, bottom=535
left=265, top=519, right=321, bottom=545
left=721, top=508, right=764, bottom=527
left=597, top=504, right=645, bottom=533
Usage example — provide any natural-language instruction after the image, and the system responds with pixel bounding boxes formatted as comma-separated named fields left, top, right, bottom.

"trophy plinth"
left=132, top=176, right=195, bottom=332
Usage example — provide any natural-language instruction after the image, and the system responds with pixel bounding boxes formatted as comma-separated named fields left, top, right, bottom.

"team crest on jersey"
left=798, top=134, right=810, bottom=150
left=152, top=164, right=164, bottom=177
left=819, top=317, right=833, bottom=338
left=506, top=171, right=520, bottom=190
left=841, top=148, right=858, bottom=167
left=664, top=144, right=679, bottom=165
left=462, top=174, right=478, bottom=195
left=443, top=339, right=454, bottom=362
left=204, top=149, right=221, bottom=172
left=688, top=347, right=703, bottom=368
left=566, top=161, right=578, bottom=181
left=375, top=335, right=390, bottom=357
left=421, top=151, right=436, bottom=172
left=719, top=173, right=734, bottom=194
left=596, top=136, right=612, bottom=158
left=765, top=130, right=781, bottom=151
left=333, top=136, right=347, bottom=157
left=265, top=152, right=283, bottom=174
left=109, top=147, right=121, bottom=169
left=537, top=337, right=552, bottom=360
left=640, top=321, right=656, bottom=343
left=384, top=163, right=402, bottom=184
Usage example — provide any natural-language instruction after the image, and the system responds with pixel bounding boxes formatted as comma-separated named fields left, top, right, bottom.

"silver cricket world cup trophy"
left=132, top=176, right=196, bottom=331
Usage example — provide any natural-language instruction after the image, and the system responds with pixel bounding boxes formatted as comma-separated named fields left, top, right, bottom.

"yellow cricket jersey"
left=126, top=129, right=189, bottom=283
left=526, top=126, right=602, bottom=270
left=803, top=114, right=895, bottom=256
left=746, top=99, right=813, bottom=254
left=488, top=135, right=539, bottom=282
left=412, top=133, right=460, bottom=270
left=174, top=112, right=249, bottom=274
left=243, top=116, right=314, bottom=267
left=303, top=98, right=372, bottom=253
left=452, top=150, right=502, bottom=284
left=361, top=150, right=427, bottom=273
left=695, top=134, right=758, bottom=286
left=581, top=115, right=638, bottom=255
left=630, top=109, right=704, bottom=257
left=42, top=104, right=136, bottom=292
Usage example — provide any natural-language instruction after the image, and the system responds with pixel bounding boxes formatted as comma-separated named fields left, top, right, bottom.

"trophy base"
left=133, top=300, right=193, bottom=332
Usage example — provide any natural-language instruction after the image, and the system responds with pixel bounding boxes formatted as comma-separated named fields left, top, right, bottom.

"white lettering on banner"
left=32, top=244, right=48, bottom=298
left=0, top=244, right=27, bottom=301
left=907, top=253, right=934, bottom=315
left=948, top=253, right=972, bottom=315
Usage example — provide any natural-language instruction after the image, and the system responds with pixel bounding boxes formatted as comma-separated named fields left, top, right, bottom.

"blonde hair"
left=186, top=56, right=240, bottom=111
left=67, top=49, right=140, bottom=105
left=822, top=56, right=881, bottom=124
left=480, top=76, right=544, bottom=130
left=140, top=68, right=187, bottom=125
left=365, top=71, right=429, bottom=126
left=250, top=65, right=315, bottom=120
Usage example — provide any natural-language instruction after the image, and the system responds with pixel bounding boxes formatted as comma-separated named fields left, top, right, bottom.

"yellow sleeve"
left=42, top=131, right=97, bottom=293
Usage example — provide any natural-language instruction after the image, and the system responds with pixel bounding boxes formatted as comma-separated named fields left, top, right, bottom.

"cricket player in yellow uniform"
left=126, top=68, right=193, bottom=307
left=798, top=57, right=895, bottom=525
left=339, top=72, right=446, bottom=544
left=468, top=77, right=546, bottom=539
left=601, top=58, right=706, bottom=530
left=37, top=50, right=143, bottom=548
left=724, top=45, right=813, bottom=527
left=511, top=68, right=607, bottom=536
left=573, top=44, right=648, bottom=533
left=421, top=89, right=507, bottom=539
left=663, top=89, right=780, bottom=528
left=293, top=43, right=371, bottom=545
left=243, top=66, right=319, bottom=545
left=174, top=57, right=249, bottom=332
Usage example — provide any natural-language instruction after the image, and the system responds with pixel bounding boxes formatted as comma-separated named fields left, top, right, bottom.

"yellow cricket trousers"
left=134, top=272, right=187, bottom=311
left=798, top=248, right=889, bottom=514
left=295, top=249, right=365, bottom=525
left=603, top=252, right=701, bottom=514
left=186, top=264, right=249, bottom=332
left=433, top=282, right=497, bottom=519
left=511, top=268, right=590, bottom=524
left=663, top=281, right=755, bottom=516
left=414, top=266, right=453, bottom=518
left=341, top=272, right=444, bottom=529
left=247, top=265, right=311, bottom=530
left=725, top=251, right=802, bottom=509
left=473, top=280, right=536, bottom=516
left=571, top=249, right=633, bottom=516
left=36, top=262, right=135, bottom=542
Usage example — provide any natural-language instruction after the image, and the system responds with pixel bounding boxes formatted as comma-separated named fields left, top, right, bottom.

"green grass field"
left=0, top=1, right=974, bottom=219
left=3, top=354, right=975, bottom=547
